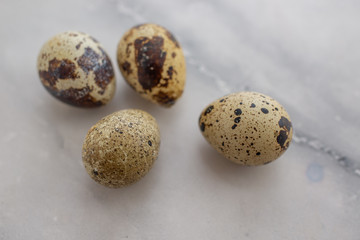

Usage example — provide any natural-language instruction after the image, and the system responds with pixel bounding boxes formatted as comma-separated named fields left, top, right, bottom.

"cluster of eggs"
left=37, top=24, right=185, bottom=108
left=37, top=24, right=293, bottom=188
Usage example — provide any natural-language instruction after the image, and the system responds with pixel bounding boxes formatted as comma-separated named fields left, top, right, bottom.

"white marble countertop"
left=1, top=0, right=360, bottom=239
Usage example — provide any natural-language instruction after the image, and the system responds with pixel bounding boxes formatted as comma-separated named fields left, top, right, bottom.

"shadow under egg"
left=198, top=140, right=281, bottom=189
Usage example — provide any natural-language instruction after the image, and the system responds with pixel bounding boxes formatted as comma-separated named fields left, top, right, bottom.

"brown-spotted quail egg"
left=198, top=92, right=293, bottom=166
left=37, top=31, right=115, bottom=107
left=82, top=109, right=160, bottom=188
left=117, top=23, right=186, bottom=107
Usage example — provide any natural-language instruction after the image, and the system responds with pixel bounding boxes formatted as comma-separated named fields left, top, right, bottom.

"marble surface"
left=1, top=0, right=360, bottom=239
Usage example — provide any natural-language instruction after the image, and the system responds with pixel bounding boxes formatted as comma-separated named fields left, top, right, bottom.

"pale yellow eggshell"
left=82, top=109, right=161, bottom=188
left=117, top=23, right=186, bottom=107
left=37, top=31, right=116, bottom=107
left=199, top=92, right=293, bottom=166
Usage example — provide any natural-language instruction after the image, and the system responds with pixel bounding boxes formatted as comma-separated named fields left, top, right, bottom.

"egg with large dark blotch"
left=117, top=23, right=186, bottom=107
left=198, top=92, right=293, bottom=166
left=37, top=31, right=116, bottom=107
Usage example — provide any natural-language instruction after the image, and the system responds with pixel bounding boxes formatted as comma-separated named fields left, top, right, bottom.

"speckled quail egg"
left=117, top=23, right=186, bottom=107
left=198, top=92, right=293, bottom=166
left=37, top=31, right=116, bottom=107
left=82, top=109, right=160, bottom=188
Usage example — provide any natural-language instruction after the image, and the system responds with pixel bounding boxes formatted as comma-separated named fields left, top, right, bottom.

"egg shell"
left=37, top=31, right=116, bottom=107
left=82, top=109, right=160, bottom=188
left=199, top=92, right=293, bottom=166
left=117, top=23, right=186, bottom=107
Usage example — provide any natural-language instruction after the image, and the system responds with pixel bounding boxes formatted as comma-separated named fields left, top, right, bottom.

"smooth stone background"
left=1, top=0, right=359, bottom=239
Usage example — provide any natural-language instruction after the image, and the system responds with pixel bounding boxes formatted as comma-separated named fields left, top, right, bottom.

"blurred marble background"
left=1, top=0, right=360, bottom=239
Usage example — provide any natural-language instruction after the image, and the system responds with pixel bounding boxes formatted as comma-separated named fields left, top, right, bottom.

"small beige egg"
left=117, top=23, right=186, bottom=107
left=198, top=92, right=293, bottom=166
left=82, top=109, right=160, bottom=188
left=37, top=31, right=116, bottom=107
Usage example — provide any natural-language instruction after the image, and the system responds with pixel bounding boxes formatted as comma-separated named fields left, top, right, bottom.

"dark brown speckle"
left=276, top=130, right=288, bottom=149
left=204, top=105, right=214, bottom=116
left=278, top=116, right=292, bottom=131
left=39, top=58, right=78, bottom=87
left=153, top=91, right=176, bottom=107
left=126, top=43, right=132, bottom=58
left=261, top=108, right=269, bottom=114
left=75, top=42, right=83, bottom=50
left=77, top=47, right=114, bottom=94
left=44, top=86, right=103, bottom=107
left=134, top=36, right=166, bottom=90
left=200, top=122, right=205, bottom=132
left=166, top=66, right=176, bottom=80
left=234, top=109, right=242, bottom=116
left=122, top=61, right=132, bottom=75
left=276, top=116, right=292, bottom=150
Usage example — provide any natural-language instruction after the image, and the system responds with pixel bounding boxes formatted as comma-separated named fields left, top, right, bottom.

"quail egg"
left=37, top=31, right=115, bottom=107
left=82, top=109, right=160, bottom=188
left=198, top=92, right=293, bottom=166
left=117, top=23, right=186, bottom=107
